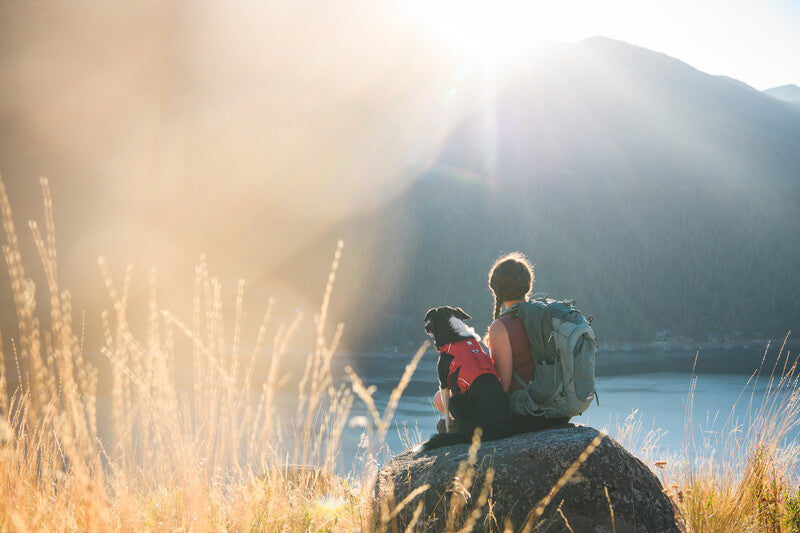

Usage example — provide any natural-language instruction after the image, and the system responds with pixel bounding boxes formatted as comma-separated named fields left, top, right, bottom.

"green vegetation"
left=276, top=39, right=800, bottom=350
left=279, top=168, right=800, bottom=350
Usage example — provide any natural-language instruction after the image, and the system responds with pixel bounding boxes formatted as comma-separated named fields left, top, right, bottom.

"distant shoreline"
left=357, top=337, right=797, bottom=358
left=598, top=338, right=792, bottom=355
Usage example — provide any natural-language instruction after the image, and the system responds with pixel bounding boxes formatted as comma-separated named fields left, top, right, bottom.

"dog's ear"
left=424, top=308, right=437, bottom=323
left=453, top=308, right=471, bottom=321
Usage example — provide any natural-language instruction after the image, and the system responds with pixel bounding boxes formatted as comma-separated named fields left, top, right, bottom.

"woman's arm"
left=433, top=388, right=451, bottom=413
left=434, top=353, right=454, bottom=418
left=488, top=319, right=513, bottom=392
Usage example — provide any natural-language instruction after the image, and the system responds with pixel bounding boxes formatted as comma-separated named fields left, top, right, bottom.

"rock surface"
left=373, top=425, right=679, bottom=532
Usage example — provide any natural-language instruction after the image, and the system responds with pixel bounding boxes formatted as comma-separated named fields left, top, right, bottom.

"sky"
left=407, top=0, right=800, bottom=90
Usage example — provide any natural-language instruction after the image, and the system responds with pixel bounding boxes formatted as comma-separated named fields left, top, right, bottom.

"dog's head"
left=424, top=306, right=479, bottom=350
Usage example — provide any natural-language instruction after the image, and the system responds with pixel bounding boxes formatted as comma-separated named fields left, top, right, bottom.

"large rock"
left=373, top=425, right=680, bottom=532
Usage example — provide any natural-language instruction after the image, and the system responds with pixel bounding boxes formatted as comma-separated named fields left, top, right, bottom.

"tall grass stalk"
left=2, top=176, right=800, bottom=531
left=607, top=339, right=800, bottom=532
left=0, top=177, right=364, bottom=529
left=663, top=336, right=800, bottom=531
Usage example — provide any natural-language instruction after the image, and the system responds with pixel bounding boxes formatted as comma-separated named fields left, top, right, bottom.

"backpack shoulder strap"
left=516, top=300, right=554, bottom=364
left=512, top=372, right=528, bottom=389
left=497, top=302, right=520, bottom=318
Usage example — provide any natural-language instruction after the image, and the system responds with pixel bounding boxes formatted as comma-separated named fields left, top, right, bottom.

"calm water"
left=9, top=341, right=796, bottom=476
left=330, top=342, right=799, bottom=473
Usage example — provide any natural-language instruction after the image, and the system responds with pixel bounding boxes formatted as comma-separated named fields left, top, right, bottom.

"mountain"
left=276, top=37, right=800, bottom=350
left=765, top=84, right=800, bottom=103
left=2, top=23, right=799, bottom=353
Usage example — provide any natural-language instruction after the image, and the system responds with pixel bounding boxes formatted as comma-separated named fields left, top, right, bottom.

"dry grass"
left=0, top=176, right=799, bottom=532
left=0, top=177, right=363, bottom=531
left=607, top=340, right=800, bottom=533
left=0, top=177, right=493, bottom=532
left=663, top=338, right=800, bottom=532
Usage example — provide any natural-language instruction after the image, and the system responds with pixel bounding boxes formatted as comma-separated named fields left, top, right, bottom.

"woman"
left=486, top=252, right=571, bottom=433
left=432, top=253, right=533, bottom=415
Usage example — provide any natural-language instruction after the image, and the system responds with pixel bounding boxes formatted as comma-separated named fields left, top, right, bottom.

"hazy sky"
left=409, top=0, right=800, bottom=90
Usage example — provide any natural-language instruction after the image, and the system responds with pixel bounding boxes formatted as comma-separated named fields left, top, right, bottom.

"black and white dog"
left=419, top=306, right=511, bottom=451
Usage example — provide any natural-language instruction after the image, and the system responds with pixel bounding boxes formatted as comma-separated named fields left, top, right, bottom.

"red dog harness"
left=441, top=338, right=499, bottom=393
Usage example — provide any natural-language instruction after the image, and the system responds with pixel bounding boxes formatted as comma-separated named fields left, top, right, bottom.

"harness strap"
left=513, top=372, right=528, bottom=388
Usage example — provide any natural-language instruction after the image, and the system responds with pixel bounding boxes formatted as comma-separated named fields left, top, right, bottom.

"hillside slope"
left=277, top=37, right=800, bottom=349
left=765, top=84, right=800, bottom=103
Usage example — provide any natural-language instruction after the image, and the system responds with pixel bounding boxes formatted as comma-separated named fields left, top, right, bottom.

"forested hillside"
left=276, top=37, right=800, bottom=350
left=1, top=31, right=798, bottom=353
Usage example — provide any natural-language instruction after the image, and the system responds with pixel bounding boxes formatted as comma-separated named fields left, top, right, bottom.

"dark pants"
left=447, top=374, right=512, bottom=440
left=510, top=414, right=571, bottom=435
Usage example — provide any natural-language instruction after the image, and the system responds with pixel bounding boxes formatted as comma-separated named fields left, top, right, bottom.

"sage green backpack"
left=502, top=298, right=598, bottom=418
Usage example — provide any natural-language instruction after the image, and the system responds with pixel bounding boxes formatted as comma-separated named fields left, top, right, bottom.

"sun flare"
left=407, top=0, right=566, bottom=58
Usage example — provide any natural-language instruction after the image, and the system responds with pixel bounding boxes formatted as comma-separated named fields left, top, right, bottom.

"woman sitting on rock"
left=486, top=252, right=571, bottom=434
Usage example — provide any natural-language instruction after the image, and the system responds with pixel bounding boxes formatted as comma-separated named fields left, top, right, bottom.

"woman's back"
left=497, top=313, right=535, bottom=393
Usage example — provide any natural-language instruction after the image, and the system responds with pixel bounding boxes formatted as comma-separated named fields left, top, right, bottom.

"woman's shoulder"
left=492, top=314, right=528, bottom=344
left=489, top=316, right=505, bottom=327
left=488, top=317, right=509, bottom=338
left=491, top=314, right=515, bottom=328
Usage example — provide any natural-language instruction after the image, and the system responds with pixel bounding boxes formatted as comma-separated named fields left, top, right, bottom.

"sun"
left=407, top=0, right=566, bottom=59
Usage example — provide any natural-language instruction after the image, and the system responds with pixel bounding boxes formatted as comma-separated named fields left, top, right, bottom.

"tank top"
left=498, top=314, right=535, bottom=393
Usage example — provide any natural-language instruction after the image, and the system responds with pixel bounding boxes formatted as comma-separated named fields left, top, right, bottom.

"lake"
left=330, top=341, right=800, bottom=474
left=7, top=340, right=797, bottom=477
